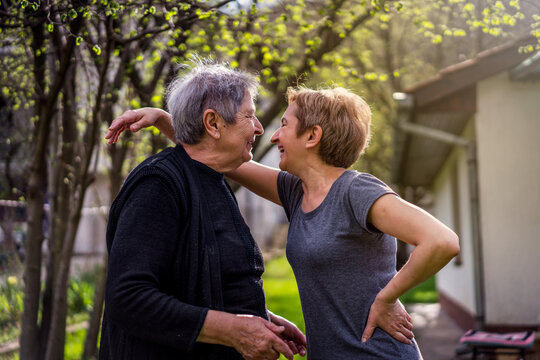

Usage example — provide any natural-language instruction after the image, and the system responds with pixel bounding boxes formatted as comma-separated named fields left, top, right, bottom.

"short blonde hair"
left=287, top=86, right=371, bottom=168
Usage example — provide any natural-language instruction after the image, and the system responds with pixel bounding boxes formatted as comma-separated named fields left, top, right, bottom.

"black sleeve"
left=105, top=175, right=208, bottom=351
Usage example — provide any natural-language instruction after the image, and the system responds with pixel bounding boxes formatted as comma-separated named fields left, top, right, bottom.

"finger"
left=403, top=319, right=414, bottom=330
left=393, top=331, right=413, bottom=345
left=290, top=342, right=307, bottom=357
left=287, top=340, right=299, bottom=354
left=400, top=326, right=414, bottom=340
left=405, top=312, right=412, bottom=322
left=107, top=129, right=120, bottom=144
left=272, top=337, right=294, bottom=360
left=288, top=326, right=307, bottom=346
left=264, top=321, right=286, bottom=335
left=109, top=112, right=132, bottom=130
left=115, top=124, right=128, bottom=143
left=361, top=324, right=375, bottom=343
left=111, top=128, right=121, bottom=144
left=105, top=128, right=114, bottom=140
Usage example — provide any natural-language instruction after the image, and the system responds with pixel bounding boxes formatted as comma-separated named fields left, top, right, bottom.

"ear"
left=305, top=125, right=322, bottom=149
left=202, top=109, right=222, bottom=140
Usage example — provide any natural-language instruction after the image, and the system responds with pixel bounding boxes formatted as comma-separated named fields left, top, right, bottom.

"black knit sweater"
left=99, top=145, right=240, bottom=359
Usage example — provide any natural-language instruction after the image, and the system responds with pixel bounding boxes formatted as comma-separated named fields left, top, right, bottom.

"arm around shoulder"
left=226, top=161, right=281, bottom=205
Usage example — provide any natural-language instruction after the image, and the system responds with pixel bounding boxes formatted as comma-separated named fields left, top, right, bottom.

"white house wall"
left=432, top=121, right=476, bottom=317
left=476, top=72, right=540, bottom=326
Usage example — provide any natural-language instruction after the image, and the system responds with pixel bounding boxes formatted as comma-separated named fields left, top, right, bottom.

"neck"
left=181, top=141, right=238, bottom=173
left=296, top=157, right=346, bottom=197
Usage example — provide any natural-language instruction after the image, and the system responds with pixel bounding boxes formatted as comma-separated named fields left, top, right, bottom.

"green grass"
left=399, top=276, right=438, bottom=304
left=263, top=255, right=305, bottom=359
left=65, top=328, right=87, bottom=360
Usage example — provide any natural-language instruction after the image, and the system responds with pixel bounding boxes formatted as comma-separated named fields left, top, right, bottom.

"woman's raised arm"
left=105, top=108, right=175, bottom=144
left=106, top=107, right=282, bottom=205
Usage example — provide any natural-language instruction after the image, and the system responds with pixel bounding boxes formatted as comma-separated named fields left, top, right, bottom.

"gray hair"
left=166, top=60, right=259, bottom=144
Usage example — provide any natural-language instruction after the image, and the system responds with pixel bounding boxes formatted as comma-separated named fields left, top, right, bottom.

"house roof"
left=392, top=36, right=539, bottom=187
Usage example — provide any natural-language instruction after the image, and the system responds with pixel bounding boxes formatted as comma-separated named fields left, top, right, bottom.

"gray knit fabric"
left=278, top=170, right=422, bottom=359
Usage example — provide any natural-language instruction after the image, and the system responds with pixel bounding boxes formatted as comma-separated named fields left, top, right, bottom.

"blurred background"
left=1, top=0, right=539, bottom=358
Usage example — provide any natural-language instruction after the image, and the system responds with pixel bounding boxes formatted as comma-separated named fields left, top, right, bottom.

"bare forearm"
left=154, top=110, right=175, bottom=143
left=378, top=237, right=459, bottom=302
left=197, top=310, right=236, bottom=346
left=226, top=161, right=281, bottom=205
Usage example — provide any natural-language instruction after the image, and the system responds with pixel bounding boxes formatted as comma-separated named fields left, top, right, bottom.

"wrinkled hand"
left=232, top=315, right=295, bottom=360
left=268, top=312, right=307, bottom=357
left=105, top=108, right=166, bottom=144
left=361, top=296, right=414, bottom=345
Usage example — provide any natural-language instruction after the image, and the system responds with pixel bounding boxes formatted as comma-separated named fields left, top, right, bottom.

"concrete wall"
left=476, top=72, right=540, bottom=326
left=432, top=120, right=477, bottom=317
left=72, top=170, right=110, bottom=272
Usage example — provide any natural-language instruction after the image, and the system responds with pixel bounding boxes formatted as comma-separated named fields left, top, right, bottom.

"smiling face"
left=219, top=93, right=263, bottom=169
left=270, top=102, right=305, bottom=173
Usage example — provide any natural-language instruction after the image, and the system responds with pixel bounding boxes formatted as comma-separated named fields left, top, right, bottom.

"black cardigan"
left=100, top=145, right=231, bottom=359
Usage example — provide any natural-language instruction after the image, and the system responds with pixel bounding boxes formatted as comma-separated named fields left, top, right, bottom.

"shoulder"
left=344, top=171, right=398, bottom=230
left=277, top=171, right=304, bottom=198
left=346, top=171, right=396, bottom=197
left=277, top=171, right=304, bottom=220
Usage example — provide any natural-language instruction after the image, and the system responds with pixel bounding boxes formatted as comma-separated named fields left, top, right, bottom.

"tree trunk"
left=82, top=257, right=107, bottom=359
left=20, top=21, right=48, bottom=360
left=44, top=208, right=83, bottom=360
left=39, top=114, right=61, bottom=357
left=20, top=11, right=84, bottom=358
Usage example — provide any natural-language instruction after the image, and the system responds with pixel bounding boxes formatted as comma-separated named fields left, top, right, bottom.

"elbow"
left=442, top=230, right=460, bottom=259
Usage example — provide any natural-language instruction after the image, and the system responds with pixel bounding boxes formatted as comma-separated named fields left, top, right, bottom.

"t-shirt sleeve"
left=105, top=175, right=208, bottom=351
left=277, top=171, right=303, bottom=221
left=348, top=173, right=398, bottom=234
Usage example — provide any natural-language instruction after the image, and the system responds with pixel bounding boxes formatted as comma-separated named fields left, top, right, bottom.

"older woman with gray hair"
left=100, top=61, right=306, bottom=360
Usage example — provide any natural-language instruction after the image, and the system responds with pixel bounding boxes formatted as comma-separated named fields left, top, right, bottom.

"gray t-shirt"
left=277, top=170, right=421, bottom=359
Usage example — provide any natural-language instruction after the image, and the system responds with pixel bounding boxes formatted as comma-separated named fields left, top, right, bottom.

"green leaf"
left=92, top=45, right=102, bottom=56
left=76, top=37, right=83, bottom=45
left=48, top=23, right=54, bottom=32
left=69, top=9, right=78, bottom=19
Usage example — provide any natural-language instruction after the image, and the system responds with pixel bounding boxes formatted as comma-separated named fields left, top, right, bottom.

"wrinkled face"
left=271, top=102, right=303, bottom=173
left=219, top=93, right=263, bottom=169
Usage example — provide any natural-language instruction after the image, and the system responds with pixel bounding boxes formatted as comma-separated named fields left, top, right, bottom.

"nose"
left=254, top=116, right=264, bottom=136
left=270, top=128, right=280, bottom=144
